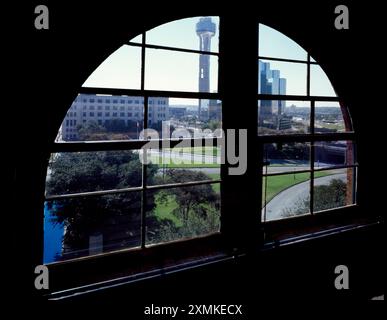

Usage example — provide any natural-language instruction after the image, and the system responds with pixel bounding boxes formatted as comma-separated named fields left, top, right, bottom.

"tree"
left=148, top=121, right=176, bottom=138
left=313, top=179, right=347, bottom=212
left=76, top=121, right=107, bottom=140
left=281, top=179, right=347, bottom=218
left=147, top=169, right=220, bottom=243
left=46, top=151, right=158, bottom=259
left=203, top=120, right=220, bottom=132
left=76, top=119, right=145, bottom=140
left=154, top=169, right=218, bottom=219
left=264, top=142, right=309, bottom=163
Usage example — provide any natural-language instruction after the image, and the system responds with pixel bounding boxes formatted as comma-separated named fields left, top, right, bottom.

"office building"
left=60, top=94, right=169, bottom=141
left=258, top=60, right=287, bottom=126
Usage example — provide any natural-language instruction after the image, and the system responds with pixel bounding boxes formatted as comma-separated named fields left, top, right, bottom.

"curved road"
left=262, top=173, right=346, bottom=221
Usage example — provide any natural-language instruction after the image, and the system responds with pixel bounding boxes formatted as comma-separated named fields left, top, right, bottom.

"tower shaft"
left=196, top=17, right=216, bottom=121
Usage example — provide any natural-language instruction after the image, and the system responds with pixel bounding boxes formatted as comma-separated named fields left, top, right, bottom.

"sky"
left=82, top=17, right=336, bottom=107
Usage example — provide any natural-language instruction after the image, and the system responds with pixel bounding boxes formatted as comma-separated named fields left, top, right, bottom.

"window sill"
left=45, top=232, right=229, bottom=296
left=262, top=204, right=379, bottom=242
left=44, top=206, right=381, bottom=300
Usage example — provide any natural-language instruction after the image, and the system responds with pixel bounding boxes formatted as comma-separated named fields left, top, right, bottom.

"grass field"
left=146, top=146, right=220, bottom=168
left=153, top=193, right=182, bottom=227
left=150, top=146, right=219, bottom=156
left=316, top=122, right=345, bottom=131
left=207, top=174, right=221, bottom=193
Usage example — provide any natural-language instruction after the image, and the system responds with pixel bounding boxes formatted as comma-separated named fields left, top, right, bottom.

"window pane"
left=45, top=150, right=142, bottom=196
left=44, top=193, right=142, bottom=263
left=129, top=34, right=142, bottom=43
left=313, top=168, right=356, bottom=212
left=262, top=172, right=311, bottom=222
left=315, top=101, right=352, bottom=133
left=259, top=24, right=307, bottom=61
left=82, top=45, right=141, bottom=89
left=144, top=97, right=221, bottom=139
left=259, top=59, right=306, bottom=96
left=145, top=49, right=218, bottom=93
left=56, top=94, right=144, bottom=142
left=146, top=146, right=221, bottom=186
left=310, top=64, right=337, bottom=97
left=146, top=16, right=219, bottom=53
left=146, top=184, right=220, bottom=245
left=258, top=100, right=310, bottom=135
left=263, top=142, right=310, bottom=174
left=314, top=141, right=356, bottom=168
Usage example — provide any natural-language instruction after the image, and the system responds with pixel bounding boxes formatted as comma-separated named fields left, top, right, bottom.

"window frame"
left=257, top=46, right=357, bottom=223
left=46, top=23, right=223, bottom=266
left=43, top=16, right=363, bottom=295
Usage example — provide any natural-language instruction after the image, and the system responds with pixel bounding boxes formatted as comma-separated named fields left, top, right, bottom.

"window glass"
left=310, top=64, right=337, bottom=97
left=315, top=101, right=352, bottom=133
left=56, top=94, right=144, bottom=142
left=313, top=167, right=356, bottom=212
left=259, top=59, right=307, bottom=96
left=145, top=49, right=218, bottom=93
left=146, top=184, right=220, bottom=245
left=146, top=97, right=222, bottom=139
left=262, top=172, right=311, bottom=222
left=44, top=193, right=142, bottom=263
left=146, top=146, right=221, bottom=186
left=45, top=150, right=143, bottom=196
left=263, top=142, right=310, bottom=174
left=258, top=100, right=310, bottom=135
left=46, top=16, right=356, bottom=266
left=146, top=17, right=219, bottom=52
left=259, top=23, right=307, bottom=61
left=314, top=141, right=356, bottom=168
left=82, top=45, right=141, bottom=89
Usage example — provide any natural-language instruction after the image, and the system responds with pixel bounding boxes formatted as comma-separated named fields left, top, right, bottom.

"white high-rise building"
left=60, top=94, right=169, bottom=141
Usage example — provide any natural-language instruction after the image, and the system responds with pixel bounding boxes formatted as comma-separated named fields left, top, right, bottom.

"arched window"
left=43, top=17, right=357, bottom=281
left=45, top=17, right=222, bottom=264
left=258, top=24, right=356, bottom=225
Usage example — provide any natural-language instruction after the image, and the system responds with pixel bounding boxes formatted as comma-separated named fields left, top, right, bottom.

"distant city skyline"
left=82, top=17, right=336, bottom=106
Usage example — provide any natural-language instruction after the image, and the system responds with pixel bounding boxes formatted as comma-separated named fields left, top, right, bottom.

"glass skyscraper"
left=258, top=60, right=287, bottom=127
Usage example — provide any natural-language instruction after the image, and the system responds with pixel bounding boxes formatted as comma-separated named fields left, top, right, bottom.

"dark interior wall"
left=8, top=0, right=383, bottom=308
left=55, top=224, right=384, bottom=306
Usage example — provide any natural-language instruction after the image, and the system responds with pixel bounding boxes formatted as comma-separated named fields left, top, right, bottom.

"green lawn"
left=148, top=146, right=220, bottom=168
left=317, top=123, right=345, bottom=131
left=153, top=178, right=220, bottom=226
left=154, top=146, right=219, bottom=156
left=153, top=193, right=182, bottom=227
left=207, top=173, right=221, bottom=193
left=207, top=173, right=220, bottom=180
